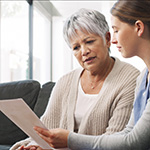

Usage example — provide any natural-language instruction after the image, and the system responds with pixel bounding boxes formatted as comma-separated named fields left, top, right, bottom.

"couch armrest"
left=34, top=81, right=55, bottom=118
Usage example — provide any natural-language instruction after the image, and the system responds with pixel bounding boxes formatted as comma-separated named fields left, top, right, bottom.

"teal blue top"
left=134, top=68, right=150, bottom=124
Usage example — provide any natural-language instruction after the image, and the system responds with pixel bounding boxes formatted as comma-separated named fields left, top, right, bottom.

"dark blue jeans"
left=0, top=145, right=11, bottom=150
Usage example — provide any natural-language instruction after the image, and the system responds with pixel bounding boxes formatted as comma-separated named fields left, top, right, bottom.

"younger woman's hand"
left=34, top=127, right=70, bottom=149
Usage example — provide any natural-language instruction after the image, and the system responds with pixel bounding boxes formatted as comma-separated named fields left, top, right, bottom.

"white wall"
left=52, top=17, right=75, bottom=81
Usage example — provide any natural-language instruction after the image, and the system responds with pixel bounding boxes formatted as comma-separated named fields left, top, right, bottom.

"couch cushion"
left=34, top=81, right=55, bottom=118
left=0, top=80, right=40, bottom=145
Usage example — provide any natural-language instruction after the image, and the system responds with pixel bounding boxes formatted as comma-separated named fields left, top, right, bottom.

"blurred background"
left=0, top=0, right=145, bottom=84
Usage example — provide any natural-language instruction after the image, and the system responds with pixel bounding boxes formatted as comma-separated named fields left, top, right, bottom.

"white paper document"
left=0, top=98, right=53, bottom=149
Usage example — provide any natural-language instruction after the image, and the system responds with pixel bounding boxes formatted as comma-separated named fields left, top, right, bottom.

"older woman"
left=11, top=8, right=139, bottom=150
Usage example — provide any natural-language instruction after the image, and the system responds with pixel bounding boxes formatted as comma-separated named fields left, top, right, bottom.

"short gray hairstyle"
left=63, top=8, right=109, bottom=48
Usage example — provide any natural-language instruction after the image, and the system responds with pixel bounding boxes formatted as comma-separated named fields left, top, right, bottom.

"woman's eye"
left=73, top=46, right=79, bottom=51
left=114, top=30, right=118, bottom=33
left=86, top=40, right=95, bottom=44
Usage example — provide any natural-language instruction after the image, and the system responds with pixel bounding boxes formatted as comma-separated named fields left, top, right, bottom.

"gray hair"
left=63, top=8, right=109, bottom=48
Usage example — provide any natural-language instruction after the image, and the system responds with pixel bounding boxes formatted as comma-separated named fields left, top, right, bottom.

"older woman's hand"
left=19, top=145, right=42, bottom=150
left=34, top=127, right=70, bottom=149
left=19, top=145, right=52, bottom=150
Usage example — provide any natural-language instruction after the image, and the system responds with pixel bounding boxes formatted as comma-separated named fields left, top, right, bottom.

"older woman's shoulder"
left=61, top=67, right=83, bottom=79
left=55, top=67, right=83, bottom=86
left=114, top=57, right=140, bottom=74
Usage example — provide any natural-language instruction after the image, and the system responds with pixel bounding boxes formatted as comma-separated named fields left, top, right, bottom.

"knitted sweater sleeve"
left=40, top=77, right=65, bottom=129
left=68, top=99, right=150, bottom=150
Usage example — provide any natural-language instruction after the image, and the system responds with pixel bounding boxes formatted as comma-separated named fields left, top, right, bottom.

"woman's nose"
left=81, top=46, right=90, bottom=56
left=111, top=36, right=118, bottom=44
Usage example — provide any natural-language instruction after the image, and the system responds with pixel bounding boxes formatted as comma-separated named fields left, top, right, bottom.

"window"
left=33, top=6, right=52, bottom=84
left=1, top=1, right=29, bottom=82
left=0, top=0, right=54, bottom=83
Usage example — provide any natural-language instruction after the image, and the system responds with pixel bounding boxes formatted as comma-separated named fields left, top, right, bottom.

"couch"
left=0, top=80, right=55, bottom=150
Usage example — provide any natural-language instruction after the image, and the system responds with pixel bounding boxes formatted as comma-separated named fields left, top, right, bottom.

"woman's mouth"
left=117, top=46, right=122, bottom=52
left=84, top=56, right=96, bottom=63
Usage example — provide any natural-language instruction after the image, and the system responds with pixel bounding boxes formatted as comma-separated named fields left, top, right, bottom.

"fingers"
left=34, top=126, right=50, bottom=137
left=19, top=145, right=39, bottom=150
left=34, top=126, right=53, bottom=145
left=19, top=146, right=25, bottom=150
left=33, top=127, right=69, bottom=149
left=37, top=132, right=52, bottom=145
left=34, top=126, right=58, bottom=146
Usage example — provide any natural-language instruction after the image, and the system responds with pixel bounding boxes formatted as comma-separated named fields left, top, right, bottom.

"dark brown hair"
left=111, top=0, right=150, bottom=26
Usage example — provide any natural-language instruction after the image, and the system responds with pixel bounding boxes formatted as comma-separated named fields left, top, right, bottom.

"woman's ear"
left=135, top=20, right=144, bottom=37
left=105, top=32, right=111, bottom=47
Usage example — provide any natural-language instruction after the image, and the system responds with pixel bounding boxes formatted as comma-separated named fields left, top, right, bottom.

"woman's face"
left=70, top=30, right=111, bottom=72
left=111, top=16, right=139, bottom=58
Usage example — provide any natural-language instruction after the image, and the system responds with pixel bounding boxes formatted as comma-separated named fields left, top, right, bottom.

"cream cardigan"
left=10, top=58, right=139, bottom=149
